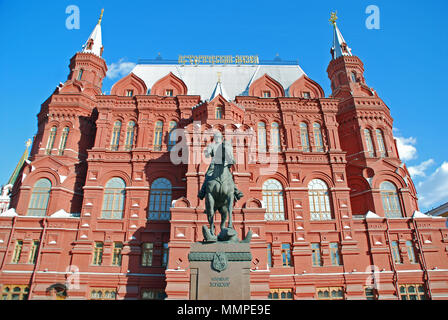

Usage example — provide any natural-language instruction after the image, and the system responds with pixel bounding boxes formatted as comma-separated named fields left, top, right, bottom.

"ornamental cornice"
left=50, top=94, right=96, bottom=109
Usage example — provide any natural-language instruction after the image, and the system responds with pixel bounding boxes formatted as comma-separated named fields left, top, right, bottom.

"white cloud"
left=408, top=159, right=435, bottom=178
left=107, top=58, right=136, bottom=79
left=417, top=162, right=448, bottom=209
left=395, top=136, right=418, bottom=161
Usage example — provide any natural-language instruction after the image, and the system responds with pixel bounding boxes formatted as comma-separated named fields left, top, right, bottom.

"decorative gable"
left=110, top=73, right=147, bottom=96
left=288, top=75, right=325, bottom=98
left=249, top=74, right=285, bottom=98
left=150, top=72, right=188, bottom=96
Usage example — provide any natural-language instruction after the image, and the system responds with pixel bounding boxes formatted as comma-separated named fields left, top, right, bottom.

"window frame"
left=148, top=178, right=172, bottom=221
left=92, top=242, right=104, bottom=266
left=101, top=178, right=126, bottom=220
left=26, top=178, right=52, bottom=217
left=45, top=126, right=57, bottom=155
left=262, top=179, right=285, bottom=221
left=58, top=127, right=70, bottom=155
left=153, top=121, right=164, bottom=151
left=308, top=179, right=332, bottom=221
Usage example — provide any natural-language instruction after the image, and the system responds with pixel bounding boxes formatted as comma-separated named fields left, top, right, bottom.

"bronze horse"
left=201, top=139, right=240, bottom=242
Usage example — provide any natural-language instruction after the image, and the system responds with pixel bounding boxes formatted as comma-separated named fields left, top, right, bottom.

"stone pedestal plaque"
left=188, top=242, right=252, bottom=300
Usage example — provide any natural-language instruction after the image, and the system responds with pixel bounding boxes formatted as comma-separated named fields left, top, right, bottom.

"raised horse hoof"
left=202, top=225, right=217, bottom=243
left=218, top=228, right=239, bottom=243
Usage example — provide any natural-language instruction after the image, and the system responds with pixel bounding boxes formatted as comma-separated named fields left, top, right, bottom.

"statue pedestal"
left=188, top=242, right=252, bottom=300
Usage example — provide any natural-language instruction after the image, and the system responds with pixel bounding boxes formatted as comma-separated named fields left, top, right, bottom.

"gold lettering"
left=177, top=55, right=260, bottom=65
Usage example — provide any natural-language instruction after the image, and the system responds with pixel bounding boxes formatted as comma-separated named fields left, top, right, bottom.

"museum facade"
left=1, top=12, right=447, bottom=300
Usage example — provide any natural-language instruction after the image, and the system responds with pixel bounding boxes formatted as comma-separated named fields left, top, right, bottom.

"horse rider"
left=198, top=132, right=244, bottom=201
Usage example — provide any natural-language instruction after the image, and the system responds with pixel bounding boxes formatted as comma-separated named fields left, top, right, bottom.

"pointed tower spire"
left=210, top=72, right=230, bottom=101
left=6, top=139, right=31, bottom=187
left=330, top=12, right=352, bottom=60
left=82, top=9, right=104, bottom=57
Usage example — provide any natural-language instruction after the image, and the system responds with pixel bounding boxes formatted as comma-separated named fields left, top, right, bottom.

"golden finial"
left=98, top=8, right=104, bottom=25
left=25, top=139, right=32, bottom=148
left=329, top=11, right=338, bottom=26
left=217, top=72, right=222, bottom=83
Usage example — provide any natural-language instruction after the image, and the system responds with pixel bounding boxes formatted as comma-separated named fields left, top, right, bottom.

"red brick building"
left=1, top=12, right=448, bottom=300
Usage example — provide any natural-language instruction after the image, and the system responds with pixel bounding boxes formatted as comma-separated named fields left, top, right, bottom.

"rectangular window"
left=90, top=288, right=117, bottom=300
left=162, top=243, right=169, bottom=267
left=165, top=89, right=173, bottom=97
left=391, top=241, right=402, bottom=264
left=12, top=240, right=23, bottom=264
left=268, top=289, right=293, bottom=300
left=126, top=90, right=134, bottom=97
left=311, top=243, right=322, bottom=267
left=303, top=91, right=311, bottom=99
left=141, top=289, right=167, bottom=300
left=281, top=244, right=292, bottom=267
left=263, top=91, right=271, bottom=98
left=92, top=242, right=104, bottom=266
left=267, top=244, right=272, bottom=268
left=1, top=285, right=29, bottom=300
left=316, top=287, right=344, bottom=300
left=215, top=106, right=223, bottom=119
left=46, top=127, right=57, bottom=155
left=329, top=243, right=341, bottom=266
left=141, top=243, right=154, bottom=267
left=365, top=287, right=377, bottom=300
left=376, top=129, right=387, bottom=157
left=364, top=129, right=375, bottom=157
left=399, top=284, right=426, bottom=300
left=28, top=241, right=40, bottom=264
left=153, top=121, right=164, bottom=151
left=406, top=241, right=417, bottom=264
left=112, top=242, right=123, bottom=266
left=77, top=69, right=84, bottom=81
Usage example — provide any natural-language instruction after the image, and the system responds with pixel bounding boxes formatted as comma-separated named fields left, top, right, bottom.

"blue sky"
left=0, top=0, right=447, bottom=212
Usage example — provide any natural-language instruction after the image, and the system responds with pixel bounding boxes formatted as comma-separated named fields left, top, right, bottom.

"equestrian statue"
left=197, top=132, right=251, bottom=243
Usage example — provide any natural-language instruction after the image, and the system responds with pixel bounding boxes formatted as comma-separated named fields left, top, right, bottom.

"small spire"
left=330, top=11, right=353, bottom=60
left=98, top=8, right=104, bottom=25
left=7, top=139, right=32, bottom=187
left=210, top=72, right=230, bottom=101
left=82, top=9, right=104, bottom=57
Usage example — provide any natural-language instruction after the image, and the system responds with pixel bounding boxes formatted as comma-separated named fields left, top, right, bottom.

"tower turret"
left=61, top=9, right=107, bottom=97
left=327, top=12, right=374, bottom=99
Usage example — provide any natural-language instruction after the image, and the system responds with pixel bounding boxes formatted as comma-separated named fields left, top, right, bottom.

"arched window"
left=148, top=178, right=172, bottom=220
left=313, top=123, right=324, bottom=152
left=168, top=121, right=177, bottom=151
left=124, top=121, right=136, bottom=151
left=262, top=179, right=285, bottom=221
left=380, top=181, right=403, bottom=218
left=300, top=123, right=310, bottom=152
left=58, top=127, right=69, bottom=155
left=111, top=121, right=122, bottom=151
left=376, top=129, right=387, bottom=157
left=101, top=178, right=126, bottom=219
left=46, top=126, right=57, bottom=155
left=351, top=71, right=357, bottom=83
left=308, top=179, right=332, bottom=221
left=77, top=69, right=84, bottom=81
left=258, top=122, right=267, bottom=153
left=27, top=178, right=51, bottom=216
left=153, top=121, right=164, bottom=151
left=270, top=122, right=281, bottom=152
left=364, top=129, right=375, bottom=157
